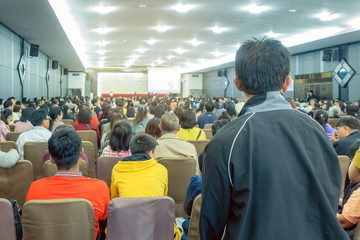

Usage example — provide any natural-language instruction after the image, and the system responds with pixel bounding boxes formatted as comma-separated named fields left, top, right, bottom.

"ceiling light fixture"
left=94, top=27, right=112, bottom=34
left=212, top=50, right=223, bottom=57
left=139, top=4, right=146, bottom=8
left=96, top=49, right=107, bottom=55
left=167, top=55, right=174, bottom=60
left=234, top=43, right=241, bottom=49
left=314, top=10, right=340, bottom=21
left=185, top=62, right=192, bottom=67
left=156, top=59, right=164, bottom=64
left=243, top=4, right=270, bottom=14
left=146, top=39, right=157, bottom=45
left=94, top=40, right=109, bottom=47
left=99, top=56, right=106, bottom=61
left=348, top=17, right=360, bottom=29
left=189, top=39, right=202, bottom=46
left=172, top=3, right=195, bottom=13
left=265, top=31, right=282, bottom=38
left=150, top=63, right=155, bottom=67
left=209, top=26, right=227, bottom=34
left=137, top=47, right=147, bottom=53
left=91, top=5, right=117, bottom=14
left=288, top=9, right=297, bottom=13
left=130, top=54, right=139, bottom=60
left=154, top=25, right=172, bottom=32
left=174, top=48, right=186, bottom=55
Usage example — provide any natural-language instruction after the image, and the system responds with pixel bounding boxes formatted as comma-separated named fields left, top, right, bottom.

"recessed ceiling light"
left=174, top=48, right=186, bottom=55
left=198, top=58, right=206, bottom=62
left=188, top=39, right=203, bottom=46
left=99, top=56, right=106, bottom=61
left=130, top=54, right=139, bottom=60
left=288, top=9, right=297, bottom=13
left=94, top=40, right=109, bottom=47
left=146, top=39, right=157, bottom=45
left=185, top=62, right=192, bottom=67
left=154, top=25, right=172, bottom=32
left=348, top=17, right=360, bottom=29
left=94, top=27, right=112, bottom=34
left=139, top=4, right=146, bottom=8
left=209, top=26, right=227, bottom=34
left=150, top=63, right=155, bottom=67
left=123, top=40, right=128, bottom=42
left=216, top=42, right=220, bottom=45
left=96, top=49, right=107, bottom=55
left=212, top=50, right=223, bottom=57
left=243, top=4, right=270, bottom=14
left=91, top=5, right=117, bottom=14
left=265, top=31, right=282, bottom=38
left=172, top=3, right=195, bottom=13
left=314, top=10, right=340, bottom=21
left=156, top=59, right=164, bottom=64
left=137, top=47, right=147, bottom=53
left=167, top=55, right=174, bottom=60
left=234, top=43, right=241, bottom=49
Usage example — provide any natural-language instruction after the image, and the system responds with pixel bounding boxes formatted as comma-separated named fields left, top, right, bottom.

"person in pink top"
left=14, top=107, right=35, bottom=133
left=101, top=120, right=132, bottom=157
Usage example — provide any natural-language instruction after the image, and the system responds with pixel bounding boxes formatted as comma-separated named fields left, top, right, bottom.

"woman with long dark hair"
left=101, top=120, right=132, bottom=157
left=49, top=106, right=64, bottom=132
left=314, top=109, right=334, bottom=139
left=145, top=118, right=161, bottom=139
left=177, top=109, right=206, bottom=141
left=131, top=107, right=149, bottom=135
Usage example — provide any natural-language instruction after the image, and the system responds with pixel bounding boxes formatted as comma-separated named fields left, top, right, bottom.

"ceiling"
left=0, top=0, right=359, bottom=73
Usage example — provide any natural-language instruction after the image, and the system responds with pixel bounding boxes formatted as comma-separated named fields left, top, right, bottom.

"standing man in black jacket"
left=199, top=38, right=348, bottom=240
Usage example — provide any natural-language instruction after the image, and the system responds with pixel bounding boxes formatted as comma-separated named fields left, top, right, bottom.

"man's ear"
left=233, top=77, right=242, bottom=91
left=176, top=125, right=181, bottom=131
left=50, top=156, right=55, bottom=164
left=343, top=126, right=350, bottom=132
left=159, top=125, right=163, bottom=132
left=281, top=76, right=292, bottom=93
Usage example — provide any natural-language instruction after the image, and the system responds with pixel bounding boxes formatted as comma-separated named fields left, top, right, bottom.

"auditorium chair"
left=0, top=160, right=33, bottom=207
left=328, top=118, right=339, bottom=128
left=203, top=124, right=212, bottom=129
left=187, top=194, right=202, bottom=240
left=5, top=132, right=22, bottom=142
left=82, top=141, right=96, bottom=178
left=0, top=198, right=17, bottom=240
left=96, top=156, right=125, bottom=188
left=203, top=129, right=213, bottom=140
left=0, top=141, right=18, bottom=152
left=9, top=125, right=15, bottom=132
left=187, top=140, right=210, bottom=157
left=43, top=160, right=88, bottom=177
left=338, top=155, right=351, bottom=199
left=353, top=222, right=360, bottom=240
left=107, top=196, right=175, bottom=240
left=62, top=119, right=74, bottom=126
left=22, top=199, right=95, bottom=240
left=76, top=130, right=99, bottom=157
left=158, top=157, right=196, bottom=217
left=24, top=142, right=48, bottom=180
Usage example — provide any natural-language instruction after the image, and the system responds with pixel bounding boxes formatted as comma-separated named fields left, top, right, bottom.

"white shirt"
left=16, top=126, right=52, bottom=159
left=0, top=150, right=20, bottom=168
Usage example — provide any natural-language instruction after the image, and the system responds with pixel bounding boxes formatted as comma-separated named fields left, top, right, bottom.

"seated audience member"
left=345, top=105, right=359, bottom=118
left=211, top=119, right=230, bottom=137
left=332, top=116, right=360, bottom=158
left=0, top=110, right=11, bottom=141
left=145, top=117, right=161, bottom=139
left=101, top=120, right=132, bottom=157
left=26, top=128, right=110, bottom=239
left=61, top=105, right=75, bottom=121
left=16, top=109, right=52, bottom=159
left=1, top=109, right=13, bottom=129
left=197, top=101, right=217, bottom=129
left=348, top=148, right=360, bottom=184
left=126, top=101, right=135, bottom=118
left=131, top=107, right=149, bottom=135
left=314, top=109, right=334, bottom=140
left=173, top=107, right=184, bottom=120
left=214, top=102, right=225, bottom=118
left=0, top=149, right=20, bottom=168
left=218, top=111, right=231, bottom=122
left=177, top=109, right=206, bottom=141
left=329, top=106, right=342, bottom=118
left=155, top=112, right=200, bottom=175
left=225, top=101, right=237, bottom=119
left=74, top=106, right=101, bottom=143
left=49, top=106, right=64, bottom=132
left=13, top=105, right=22, bottom=120
left=14, top=107, right=35, bottom=132
left=100, top=112, right=127, bottom=150
left=92, top=98, right=101, bottom=116
left=153, top=106, right=165, bottom=119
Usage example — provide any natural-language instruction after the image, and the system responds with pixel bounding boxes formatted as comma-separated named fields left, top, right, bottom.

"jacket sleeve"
left=200, top=139, right=231, bottom=240
left=110, top=172, right=119, bottom=199
left=0, top=150, right=20, bottom=168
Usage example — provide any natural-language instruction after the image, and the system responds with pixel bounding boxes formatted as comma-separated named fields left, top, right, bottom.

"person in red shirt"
left=74, top=106, right=101, bottom=143
left=26, top=128, right=109, bottom=239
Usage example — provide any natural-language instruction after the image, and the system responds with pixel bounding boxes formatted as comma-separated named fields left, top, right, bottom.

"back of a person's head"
left=20, top=107, right=35, bottom=122
left=173, top=107, right=183, bottom=120
left=49, top=106, right=62, bottom=120
left=1, top=109, right=12, bottom=124
left=48, top=128, right=82, bottom=170
left=91, top=98, right=97, bottom=105
left=145, top=118, right=161, bottom=139
left=77, top=107, right=92, bottom=123
left=337, top=116, right=360, bottom=130
left=180, top=109, right=197, bottom=129
left=134, top=106, right=148, bottom=124
left=4, top=100, right=13, bottom=109
left=225, top=101, right=236, bottom=117
left=154, top=106, right=165, bottom=119
left=129, top=133, right=158, bottom=155
left=314, top=110, right=329, bottom=130
left=161, top=112, right=179, bottom=132
left=110, top=120, right=133, bottom=151
left=205, top=101, right=215, bottom=112
left=346, top=105, right=359, bottom=117
left=30, top=109, right=47, bottom=126
left=235, top=37, right=290, bottom=94
left=212, top=119, right=229, bottom=136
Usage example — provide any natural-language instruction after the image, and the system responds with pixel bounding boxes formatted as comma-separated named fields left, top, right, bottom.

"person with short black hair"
left=101, top=120, right=132, bottom=157
left=197, top=101, right=217, bottom=129
left=314, top=109, right=334, bottom=139
left=332, top=116, right=360, bottom=158
left=74, top=107, right=101, bottom=143
left=177, top=109, right=206, bottom=141
left=0, top=98, right=3, bottom=111
left=49, top=106, right=64, bottom=132
left=345, top=105, right=359, bottom=118
left=0, top=110, right=10, bottom=141
left=26, top=128, right=110, bottom=239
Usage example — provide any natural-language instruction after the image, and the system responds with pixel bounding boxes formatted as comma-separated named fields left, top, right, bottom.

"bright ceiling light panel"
left=156, top=59, right=164, bottom=64
left=91, top=5, right=117, bottom=14
left=48, top=0, right=88, bottom=67
left=243, top=4, right=270, bottom=14
left=146, top=39, right=157, bottom=45
left=174, top=48, right=186, bottom=54
left=94, top=40, right=109, bottom=47
left=130, top=54, right=139, bottom=60
left=234, top=43, right=241, bottom=49
left=154, top=25, right=172, bottom=32
left=212, top=51, right=224, bottom=57
left=167, top=55, right=174, bottom=60
left=189, top=39, right=203, bottom=46
left=210, top=26, right=227, bottom=34
left=137, top=47, right=147, bottom=53
left=150, top=62, right=155, bottom=67
left=265, top=31, right=282, bottom=38
left=348, top=17, right=360, bottom=29
left=94, top=27, right=112, bottom=34
left=172, top=3, right=195, bottom=13
left=315, top=10, right=340, bottom=21
left=96, top=49, right=107, bottom=55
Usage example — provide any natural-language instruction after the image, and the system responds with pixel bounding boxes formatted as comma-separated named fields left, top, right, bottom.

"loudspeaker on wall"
left=29, top=44, right=39, bottom=57
left=64, top=68, right=68, bottom=75
left=52, top=61, right=58, bottom=69
left=217, top=71, right=222, bottom=77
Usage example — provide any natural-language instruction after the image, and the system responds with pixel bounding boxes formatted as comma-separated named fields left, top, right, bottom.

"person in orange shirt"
left=26, top=128, right=110, bottom=239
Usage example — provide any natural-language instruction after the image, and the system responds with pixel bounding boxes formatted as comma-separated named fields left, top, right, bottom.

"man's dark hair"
left=0, top=99, right=3, bottom=105
left=173, top=107, right=184, bottom=120
left=346, top=105, right=359, bottom=117
left=212, top=119, right=229, bottom=136
left=180, top=109, right=197, bottom=129
left=4, top=100, right=13, bottom=109
left=30, top=109, right=47, bottom=126
left=77, top=107, right=92, bottom=123
left=48, top=128, right=82, bottom=170
left=110, top=120, right=133, bottom=151
left=205, top=101, right=215, bottom=112
left=129, top=133, right=158, bottom=155
left=336, top=116, right=360, bottom=130
left=235, top=37, right=290, bottom=94
left=91, top=99, right=98, bottom=105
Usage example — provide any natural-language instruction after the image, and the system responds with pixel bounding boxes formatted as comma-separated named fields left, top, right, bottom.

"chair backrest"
left=22, top=198, right=95, bottom=240
left=187, top=194, right=202, bottom=240
left=203, top=129, right=213, bottom=140
left=0, top=141, right=18, bottom=152
left=96, top=156, right=125, bottom=188
left=24, top=142, right=48, bottom=180
left=62, top=119, right=74, bottom=126
left=77, top=130, right=98, bottom=157
left=43, top=160, right=88, bottom=178
left=9, top=125, right=15, bottom=132
left=0, top=198, right=17, bottom=240
left=338, top=155, right=350, bottom=199
left=203, top=124, right=212, bottom=129
left=107, top=196, right=175, bottom=240
left=5, top=132, right=22, bottom=142
left=82, top=141, right=96, bottom=178
left=353, top=221, right=360, bottom=240
left=0, top=160, right=33, bottom=207
left=187, top=140, right=210, bottom=157
left=328, top=118, right=339, bottom=128
left=158, top=157, right=196, bottom=217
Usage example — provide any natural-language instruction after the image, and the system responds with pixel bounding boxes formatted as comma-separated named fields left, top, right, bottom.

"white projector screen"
left=148, top=68, right=181, bottom=93
left=97, top=72, right=147, bottom=95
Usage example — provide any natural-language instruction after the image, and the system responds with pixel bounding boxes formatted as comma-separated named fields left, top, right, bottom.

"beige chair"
left=188, top=194, right=202, bottom=240
left=96, top=156, right=125, bottom=188
left=82, top=141, right=96, bottom=178
left=9, top=125, right=15, bottom=132
left=353, top=221, right=360, bottom=240
left=203, top=129, right=213, bottom=140
left=62, top=119, right=74, bottom=126
left=158, top=157, right=196, bottom=217
left=0, top=160, right=33, bottom=207
left=107, top=196, right=175, bottom=240
left=22, top=198, right=95, bottom=240
left=24, top=142, right=48, bottom=180
left=0, top=198, right=17, bottom=240
left=77, top=130, right=98, bottom=157
left=43, top=160, right=88, bottom=177
left=187, top=140, right=210, bottom=157
left=0, top=141, right=18, bottom=152
left=328, top=118, right=339, bottom=128
left=338, top=155, right=351, bottom=199
left=203, top=124, right=212, bottom=129
left=5, top=132, right=22, bottom=142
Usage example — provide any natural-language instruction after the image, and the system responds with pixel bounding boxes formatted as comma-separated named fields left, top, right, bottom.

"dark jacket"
left=199, top=91, right=348, bottom=240
left=333, top=130, right=360, bottom=159
left=197, top=112, right=218, bottom=129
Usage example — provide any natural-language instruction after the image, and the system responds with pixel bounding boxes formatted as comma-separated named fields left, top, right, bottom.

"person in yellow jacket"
left=110, top=133, right=181, bottom=239
left=177, top=109, right=206, bottom=141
